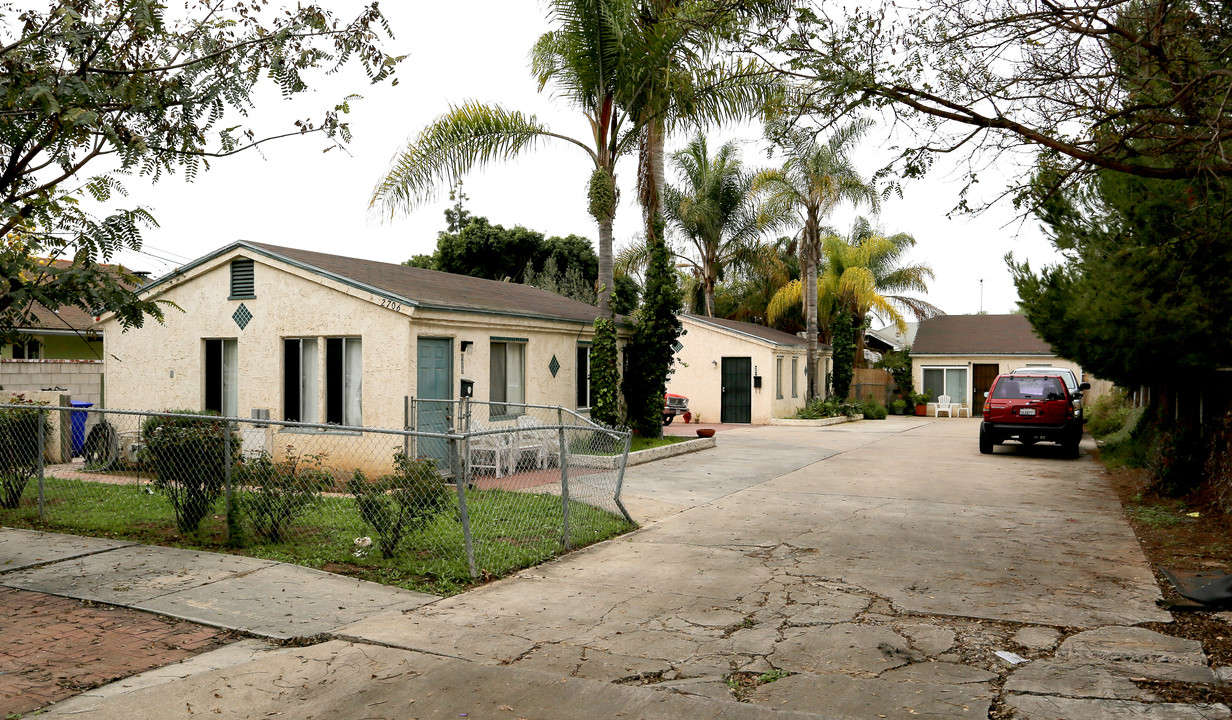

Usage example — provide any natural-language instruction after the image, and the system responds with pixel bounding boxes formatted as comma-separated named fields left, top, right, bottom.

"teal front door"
left=416, top=338, right=453, bottom=470
left=721, top=357, right=752, bottom=424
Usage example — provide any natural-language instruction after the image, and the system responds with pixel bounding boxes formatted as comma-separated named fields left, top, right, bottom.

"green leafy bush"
left=235, top=448, right=330, bottom=544
left=1146, top=420, right=1203, bottom=497
left=1086, top=390, right=1134, bottom=438
left=141, top=410, right=238, bottom=534
left=860, top=395, right=888, bottom=420
left=348, top=451, right=448, bottom=558
left=0, top=396, right=49, bottom=509
left=796, top=397, right=861, bottom=420
left=1098, top=404, right=1149, bottom=467
left=1204, top=412, right=1232, bottom=515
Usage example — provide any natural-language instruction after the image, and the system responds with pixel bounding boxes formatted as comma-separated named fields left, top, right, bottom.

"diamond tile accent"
left=549, top=354, right=561, bottom=377
left=232, top=303, right=253, bottom=330
left=671, top=340, right=683, bottom=353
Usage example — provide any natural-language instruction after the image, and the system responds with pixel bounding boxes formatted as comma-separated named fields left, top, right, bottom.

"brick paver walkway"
left=0, top=587, right=232, bottom=716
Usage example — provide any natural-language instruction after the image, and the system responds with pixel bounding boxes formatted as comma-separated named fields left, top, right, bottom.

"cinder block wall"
left=0, top=359, right=104, bottom=407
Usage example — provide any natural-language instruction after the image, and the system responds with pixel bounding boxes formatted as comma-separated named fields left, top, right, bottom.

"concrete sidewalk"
left=6, top=417, right=1230, bottom=719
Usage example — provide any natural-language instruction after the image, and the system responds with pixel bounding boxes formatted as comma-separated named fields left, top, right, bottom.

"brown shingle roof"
left=684, top=314, right=816, bottom=348
left=13, top=259, right=137, bottom=332
left=245, top=242, right=604, bottom=324
left=912, top=314, right=1054, bottom=355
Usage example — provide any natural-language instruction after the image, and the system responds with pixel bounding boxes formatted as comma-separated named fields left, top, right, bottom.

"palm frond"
left=371, top=102, right=594, bottom=218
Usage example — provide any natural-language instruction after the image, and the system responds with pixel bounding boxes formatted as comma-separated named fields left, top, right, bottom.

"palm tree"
left=371, top=0, right=637, bottom=316
left=770, top=217, right=940, bottom=342
left=663, top=133, right=788, bottom=316
left=755, top=119, right=880, bottom=401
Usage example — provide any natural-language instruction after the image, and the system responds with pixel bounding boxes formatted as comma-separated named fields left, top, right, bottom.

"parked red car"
left=663, top=393, right=689, bottom=425
left=980, top=373, right=1083, bottom=457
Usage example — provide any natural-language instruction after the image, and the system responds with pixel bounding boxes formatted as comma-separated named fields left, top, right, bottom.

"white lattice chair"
left=514, top=415, right=560, bottom=470
left=935, top=394, right=956, bottom=418
left=468, top=419, right=512, bottom=478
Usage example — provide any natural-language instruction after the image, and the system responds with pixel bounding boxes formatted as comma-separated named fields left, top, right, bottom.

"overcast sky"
left=95, top=0, right=1062, bottom=321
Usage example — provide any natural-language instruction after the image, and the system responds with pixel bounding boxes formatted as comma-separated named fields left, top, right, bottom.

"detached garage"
left=666, top=315, right=827, bottom=425
left=911, top=314, right=1084, bottom=416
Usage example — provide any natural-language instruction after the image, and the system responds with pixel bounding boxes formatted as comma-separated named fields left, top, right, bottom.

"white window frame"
left=576, top=345, right=591, bottom=410
left=775, top=356, right=784, bottom=399
left=325, top=337, right=362, bottom=426
left=791, top=356, right=799, bottom=398
left=490, top=340, right=526, bottom=418
left=283, top=338, right=320, bottom=423
left=921, top=365, right=968, bottom=405
left=203, top=338, right=238, bottom=416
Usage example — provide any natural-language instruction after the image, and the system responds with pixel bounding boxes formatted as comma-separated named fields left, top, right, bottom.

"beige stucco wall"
left=100, top=248, right=615, bottom=465
left=912, top=354, right=1085, bottom=411
left=665, top=318, right=813, bottom=424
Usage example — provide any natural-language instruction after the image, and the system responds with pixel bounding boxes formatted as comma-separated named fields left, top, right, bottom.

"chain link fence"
left=0, top=400, right=633, bottom=594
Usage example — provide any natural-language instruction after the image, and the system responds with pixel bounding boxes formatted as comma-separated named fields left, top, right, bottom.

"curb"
left=573, top=436, right=717, bottom=469
left=766, top=415, right=864, bottom=427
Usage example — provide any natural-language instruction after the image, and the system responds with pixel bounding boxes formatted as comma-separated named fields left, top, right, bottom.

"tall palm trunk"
left=597, top=216, right=615, bottom=316
left=801, top=208, right=822, bottom=402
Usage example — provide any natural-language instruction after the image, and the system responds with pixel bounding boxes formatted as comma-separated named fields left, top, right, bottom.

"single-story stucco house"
left=911, top=314, right=1083, bottom=416
left=100, top=241, right=627, bottom=458
left=666, top=314, right=828, bottom=424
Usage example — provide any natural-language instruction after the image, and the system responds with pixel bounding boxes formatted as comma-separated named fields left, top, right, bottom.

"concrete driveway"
left=32, top=417, right=1231, bottom=720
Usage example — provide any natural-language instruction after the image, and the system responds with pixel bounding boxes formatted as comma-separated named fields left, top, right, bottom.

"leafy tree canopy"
left=407, top=214, right=599, bottom=283
left=751, top=0, right=1232, bottom=202
left=1011, top=168, right=1232, bottom=387
left=1, top=0, right=400, bottom=343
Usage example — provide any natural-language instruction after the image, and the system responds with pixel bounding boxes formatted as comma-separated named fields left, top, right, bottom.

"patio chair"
left=513, top=415, right=560, bottom=470
left=935, top=394, right=955, bottom=418
left=467, top=419, right=512, bottom=478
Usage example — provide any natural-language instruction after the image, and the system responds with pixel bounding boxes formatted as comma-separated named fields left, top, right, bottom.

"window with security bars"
left=230, top=258, right=255, bottom=299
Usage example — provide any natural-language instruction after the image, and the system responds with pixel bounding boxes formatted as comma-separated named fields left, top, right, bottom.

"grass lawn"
left=2, top=476, right=635, bottom=596
left=574, top=435, right=684, bottom=456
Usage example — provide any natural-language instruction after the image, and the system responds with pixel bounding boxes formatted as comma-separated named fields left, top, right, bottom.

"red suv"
left=980, top=373, right=1083, bottom=457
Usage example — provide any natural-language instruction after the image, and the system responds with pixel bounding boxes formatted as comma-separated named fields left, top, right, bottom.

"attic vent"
left=230, top=258, right=255, bottom=299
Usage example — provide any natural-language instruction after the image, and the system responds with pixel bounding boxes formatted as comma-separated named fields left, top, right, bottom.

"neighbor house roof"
left=684, top=314, right=818, bottom=348
left=11, top=259, right=137, bottom=335
left=867, top=322, right=918, bottom=352
left=912, top=314, right=1053, bottom=355
left=143, top=241, right=608, bottom=325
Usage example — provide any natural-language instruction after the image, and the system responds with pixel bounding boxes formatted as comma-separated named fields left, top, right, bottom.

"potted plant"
left=890, top=397, right=907, bottom=415
left=911, top=391, right=931, bottom=416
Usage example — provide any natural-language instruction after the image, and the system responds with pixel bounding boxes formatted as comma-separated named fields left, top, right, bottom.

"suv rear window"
left=992, top=377, right=1065, bottom=400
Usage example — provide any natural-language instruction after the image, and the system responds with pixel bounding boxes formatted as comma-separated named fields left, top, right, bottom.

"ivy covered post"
left=589, top=316, right=621, bottom=427
left=830, top=312, right=855, bottom=401
left=621, top=233, right=683, bottom=438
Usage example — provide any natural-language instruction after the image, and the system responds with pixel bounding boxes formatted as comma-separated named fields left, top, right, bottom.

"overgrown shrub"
left=1146, top=420, right=1204, bottom=497
left=1205, top=412, right=1232, bottom=515
left=1086, top=390, right=1135, bottom=438
left=796, top=397, right=861, bottom=420
left=236, top=448, right=330, bottom=544
left=874, top=348, right=914, bottom=396
left=860, top=395, right=888, bottom=420
left=142, top=410, right=238, bottom=534
left=0, top=396, right=48, bottom=509
left=348, top=451, right=448, bottom=558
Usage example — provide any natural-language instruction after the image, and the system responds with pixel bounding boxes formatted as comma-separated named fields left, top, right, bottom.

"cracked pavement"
left=10, top=417, right=1232, bottom=718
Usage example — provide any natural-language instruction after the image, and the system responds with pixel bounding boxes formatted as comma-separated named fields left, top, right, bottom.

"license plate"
left=1019, top=408, right=1037, bottom=417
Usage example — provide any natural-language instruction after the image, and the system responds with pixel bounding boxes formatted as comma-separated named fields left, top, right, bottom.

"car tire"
left=979, top=424, right=994, bottom=454
left=1064, top=434, right=1081, bottom=459
left=663, top=415, right=674, bottom=426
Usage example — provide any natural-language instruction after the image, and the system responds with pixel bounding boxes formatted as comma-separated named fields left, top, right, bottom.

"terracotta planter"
left=696, top=428, right=716, bottom=438
left=914, top=404, right=928, bottom=417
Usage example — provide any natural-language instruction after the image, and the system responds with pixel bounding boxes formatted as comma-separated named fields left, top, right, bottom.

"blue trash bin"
left=70, top=401, right=94, bottom=456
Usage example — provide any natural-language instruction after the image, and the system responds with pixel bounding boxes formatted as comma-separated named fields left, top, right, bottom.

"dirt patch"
left=1105, top=458, right=1232, bottom=694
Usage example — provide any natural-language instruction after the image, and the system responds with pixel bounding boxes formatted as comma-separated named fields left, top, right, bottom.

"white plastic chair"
left=935, top=394, right=955, bottom=418
left=468, top=419, right=512, bottom=478
left=514, top=415, right=560, bottom=470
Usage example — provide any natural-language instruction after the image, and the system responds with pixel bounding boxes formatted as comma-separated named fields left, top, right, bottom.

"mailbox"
left=459, top=378, right=474, bottom=398
left=753, top=375, right=763, bottom=389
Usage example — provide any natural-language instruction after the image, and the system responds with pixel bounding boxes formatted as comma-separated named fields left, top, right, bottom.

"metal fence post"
left=403, top=396, right=410, bottom=459
left=452, top=432, right=478, bottom=580
left=37, top=407, right=46, bottom=521
left=223, top=420, right=234, bottom=542
left=613, top=432, right=634, bottom=523
left=558, top=407, right=570, bottom=550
